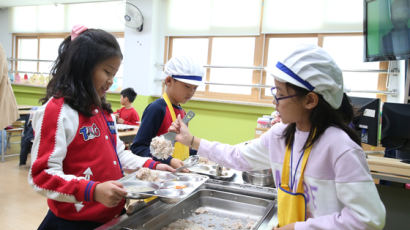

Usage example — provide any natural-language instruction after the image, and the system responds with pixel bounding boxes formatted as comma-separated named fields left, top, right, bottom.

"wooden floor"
left=0, top=151, right=48, bottom=229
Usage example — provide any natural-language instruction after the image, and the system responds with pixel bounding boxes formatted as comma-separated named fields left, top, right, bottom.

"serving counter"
left=97, top=171, right=277, bottom=230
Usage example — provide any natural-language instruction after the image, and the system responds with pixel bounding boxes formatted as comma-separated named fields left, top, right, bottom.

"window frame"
left=166, top=33, right=389, bottom=104
left=11, top=32, right=124, bottom=86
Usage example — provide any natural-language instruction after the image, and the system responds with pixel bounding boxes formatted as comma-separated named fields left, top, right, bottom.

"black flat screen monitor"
left=349, top=96, right=380, bottom=146
left=364, top=0, right=410, bottom=62
left=381, top=102, right=410, bottom=162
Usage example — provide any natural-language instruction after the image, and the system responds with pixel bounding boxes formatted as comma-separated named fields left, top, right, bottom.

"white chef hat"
left=267, top=44, right=344, bottom=109
left=163, top=56, right=204, bottom=86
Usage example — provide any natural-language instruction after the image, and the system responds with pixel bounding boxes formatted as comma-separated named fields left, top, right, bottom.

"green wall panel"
left=12, top=84, right=274, bottom=145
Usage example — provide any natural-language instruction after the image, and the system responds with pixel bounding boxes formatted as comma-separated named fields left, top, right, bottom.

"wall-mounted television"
left=364, top=0, right=410, bottom=62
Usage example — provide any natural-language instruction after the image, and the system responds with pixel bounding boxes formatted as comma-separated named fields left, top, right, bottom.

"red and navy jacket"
left=29, top=97, right=157, bottom=223
left=130, top=98, right=197, bottom=164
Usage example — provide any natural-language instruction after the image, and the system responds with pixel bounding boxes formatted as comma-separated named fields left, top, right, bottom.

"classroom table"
left=367, top=155, right=410, bottom=184
left=118, top=128, right=139, bottom=145
left=17, top=105, right=34, bottom=110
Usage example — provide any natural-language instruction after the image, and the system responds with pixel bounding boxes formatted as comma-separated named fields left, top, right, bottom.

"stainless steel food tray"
left=189, top=163, right=236, bottom=180
left=119, top=170, right=209, bottom=202
left=142, top=189, right=274, bottom=230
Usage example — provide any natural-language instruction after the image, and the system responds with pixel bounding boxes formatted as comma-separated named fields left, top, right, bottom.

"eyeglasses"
left=271, top=87, right=297, bottom=104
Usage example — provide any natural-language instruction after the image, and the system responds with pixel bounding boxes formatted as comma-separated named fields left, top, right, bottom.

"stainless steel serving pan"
left=142, top=189, right=275, bottom=230
left=242, top=169, right=274, bottom=187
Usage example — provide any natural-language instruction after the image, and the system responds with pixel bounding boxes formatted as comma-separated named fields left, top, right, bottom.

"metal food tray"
left=189, top=163, right=236, bottom=180
left=141, top=189, right=275, bottom=230
left=119, top=170, right=209, bottom=201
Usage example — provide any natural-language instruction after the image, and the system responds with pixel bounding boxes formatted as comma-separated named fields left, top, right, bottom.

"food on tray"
left=174, top=185, right=187, bottom=189
left=198, top=157, right=216, bottom=165
left=126, top=186, right=155, bottom=194
left=161, top=206, right=257, bottom=230
left=194, top=207, right=208, bottom=214
left=135, top=168, right=160, bottom=182
left=161, top=219, right=205, bottom=230
left=150, top=136, right=174, bottom=160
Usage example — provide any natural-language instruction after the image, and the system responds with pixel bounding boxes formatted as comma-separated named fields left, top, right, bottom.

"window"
left=168, top=36, right=263, bottom=102
left=264, top=35, right=318, bottom=97
left=11, top=33, right=124, bottom=91
left=167, top=33, right=388, bottom=104
left=321, top=35, right=382, bottom=98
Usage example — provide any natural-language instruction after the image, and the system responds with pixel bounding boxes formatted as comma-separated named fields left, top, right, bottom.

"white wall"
left=0, top=8, right=11, bottom=57
left=386, top=60, right=407, bottom=103
left=122, top=0, right=165, bottom=97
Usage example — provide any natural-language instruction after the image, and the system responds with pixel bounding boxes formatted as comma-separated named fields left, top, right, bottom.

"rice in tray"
left=135, top=168, right=160, bottom=182
left=161, top=207, right=257, bottom=230
left=150, top=136, right=174, bottom=160
left=161, top=219, right=206, bottom=230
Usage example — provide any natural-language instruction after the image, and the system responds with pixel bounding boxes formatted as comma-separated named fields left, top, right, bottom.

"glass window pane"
left=110, top=37, right=124, bottom=92
left=39, top=38, right=63, bottom=74
left=322, top=36, right=379, bottom=98
left=171, top=38, right=208, bottom=65
left=209, top=68, right=253, bottom=94
left=17, top=38, right=38, bottom=72
left=265, top=37, right=317, bottom=96
left=211, top=37, right=255, bottom=66
left=208, top=37, right=255, bottom=95
left=322, top=36, right=379, bottom=70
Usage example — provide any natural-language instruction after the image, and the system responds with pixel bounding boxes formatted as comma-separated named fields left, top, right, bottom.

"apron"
left=162, top=93, right=190, bottom=160
left=277, top=133, right=315, bottom=227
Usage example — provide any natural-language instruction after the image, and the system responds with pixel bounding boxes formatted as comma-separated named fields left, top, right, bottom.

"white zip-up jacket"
left=198, top=123, right=386, bottom=230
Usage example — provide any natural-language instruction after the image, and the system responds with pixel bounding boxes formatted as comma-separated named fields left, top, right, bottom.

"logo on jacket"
left=79, top=123, right=101, bottom=141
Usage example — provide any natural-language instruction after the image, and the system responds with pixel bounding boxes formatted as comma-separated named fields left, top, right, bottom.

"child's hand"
left=156, top=163, right=176, bottom=172
left=170, top=158, right=189, bottom=172
left=169, top=114, right=192, bottom=146
left=117, top=118, right=124, bottom=124
left=94, top=181, right=127, bottom=207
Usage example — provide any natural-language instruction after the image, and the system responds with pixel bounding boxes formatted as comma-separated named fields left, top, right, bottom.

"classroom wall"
left=122, top=0, right=165, bottom=97
left=12, top=84, right=274, bottom=144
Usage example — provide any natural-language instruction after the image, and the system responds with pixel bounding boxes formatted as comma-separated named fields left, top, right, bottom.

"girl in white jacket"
left=170, top=44, right=386, bottom=230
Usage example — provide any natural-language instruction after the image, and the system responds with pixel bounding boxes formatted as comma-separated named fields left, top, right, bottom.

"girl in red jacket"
left=29, top=25, right=174, bottom=230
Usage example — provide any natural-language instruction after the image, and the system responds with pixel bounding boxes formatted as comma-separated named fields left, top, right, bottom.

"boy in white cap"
left=169, top=45, right=386, bottom=229
left=131, top=56, right=204, bottom=169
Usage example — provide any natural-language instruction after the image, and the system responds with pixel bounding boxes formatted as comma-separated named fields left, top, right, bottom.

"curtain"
left=262, top=0, right=363, bottom=33
left=10, top=1, right=124, bottom=33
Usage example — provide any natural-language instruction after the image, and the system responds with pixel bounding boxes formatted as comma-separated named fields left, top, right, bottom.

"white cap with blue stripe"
left=267, top=44, right=344, bottom=109
left=163, top=56, right=204, bottom=86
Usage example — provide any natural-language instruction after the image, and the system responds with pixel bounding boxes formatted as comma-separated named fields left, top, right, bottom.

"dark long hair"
left=283, top=83, right=361, bottom=150
left=40, top=29, right=123, bottom=116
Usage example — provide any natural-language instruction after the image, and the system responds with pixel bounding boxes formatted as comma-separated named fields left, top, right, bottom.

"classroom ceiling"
left=0, top=0, right=119, bottom=8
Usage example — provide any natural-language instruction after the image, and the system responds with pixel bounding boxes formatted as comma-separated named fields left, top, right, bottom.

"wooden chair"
left=1, top=121, right=24, bottom=162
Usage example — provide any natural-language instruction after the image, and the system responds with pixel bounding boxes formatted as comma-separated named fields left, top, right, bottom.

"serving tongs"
left=162, top=110, right=195, bottom=145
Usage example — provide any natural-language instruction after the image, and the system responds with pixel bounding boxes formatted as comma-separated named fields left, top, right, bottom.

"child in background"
left=131, top=56, right=203, bottom=169
left=115, top=87, right=140, bottom=125
left=29, top=25, right=173, bottom=230
left=169, top=45, right=385, bottom=230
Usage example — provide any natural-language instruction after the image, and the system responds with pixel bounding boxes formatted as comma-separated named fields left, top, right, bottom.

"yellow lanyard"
left=281, top=141, right=313, bottom=193
left=162, top=93, right=189, bottom=160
